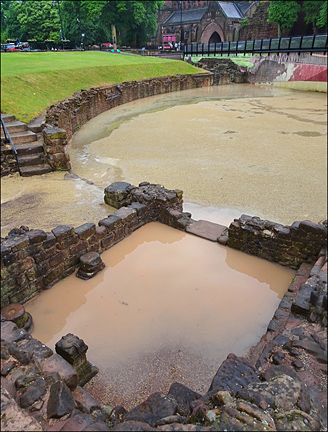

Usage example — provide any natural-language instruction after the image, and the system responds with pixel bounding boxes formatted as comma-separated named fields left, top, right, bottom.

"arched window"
left=209, top=32, right=221, bottom=44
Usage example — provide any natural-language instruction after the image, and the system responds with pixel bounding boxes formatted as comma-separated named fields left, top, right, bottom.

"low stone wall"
left=42, top=73, right=213, bottom=171
left=0, top=143, right=19, bottom=176
left=191, top=58, right=248, bottom=85
left=227, top=214, right=327, bottom=269
left=0, top=183, right=190, bottom=308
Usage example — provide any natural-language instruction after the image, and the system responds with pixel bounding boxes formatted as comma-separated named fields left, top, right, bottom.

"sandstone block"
left=41, top=354, right=79, bottom=390
left=47, top=380, right=75, bottom=419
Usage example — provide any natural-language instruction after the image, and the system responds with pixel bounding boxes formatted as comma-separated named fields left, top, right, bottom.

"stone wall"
left=194, top=58, right=248, bottom=85
left=239, top=1, right=287, bottom=41
left=0, top=143, right=19, bottom=176
left=42, top=73, right=213, bottom=171
left=2, top=181, right=327, bottom=311
left=227, top=214, right=327, bottom=269
left=0, top=183, right=191, bottom=308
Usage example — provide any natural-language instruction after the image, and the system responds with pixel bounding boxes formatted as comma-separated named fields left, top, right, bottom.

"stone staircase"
left=1, top=114, right=51, bottom=177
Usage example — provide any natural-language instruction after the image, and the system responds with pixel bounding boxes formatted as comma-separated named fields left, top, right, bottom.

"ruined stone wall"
left=2, top=181, right=327, bottom=310
left=227, top=214, right=327, bottom=269
left=0, top=183, right=187, bottom=308
left=194, top=58, right=248, bottom=85
left=0, top=143, right=19, bottom=176
left=42, top=73, right=212, bottom=171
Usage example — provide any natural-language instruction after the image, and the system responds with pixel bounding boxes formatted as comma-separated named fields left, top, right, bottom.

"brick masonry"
left=42, top=73, right=213, bottom=170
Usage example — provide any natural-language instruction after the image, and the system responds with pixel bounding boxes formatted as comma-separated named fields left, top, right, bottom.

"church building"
left=156, top=1, right=258, bottom=47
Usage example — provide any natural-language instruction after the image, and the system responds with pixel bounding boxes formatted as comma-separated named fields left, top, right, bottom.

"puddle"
left=25, top=222, right=295, bottom=409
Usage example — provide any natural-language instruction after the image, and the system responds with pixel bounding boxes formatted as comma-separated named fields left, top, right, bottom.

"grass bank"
left=1, top=51, right=206, bottom=123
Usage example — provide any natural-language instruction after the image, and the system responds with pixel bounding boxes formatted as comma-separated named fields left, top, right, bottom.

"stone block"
left=291, top=284, right=313, bottom=316
left=9, top=279, right=43, bottom=304
left=208, top=353, right=260, bottom=397
left=56, top=235, right=79, bottom=250
left=43, top=263, right=65, bottom=287
left=34, top=246, right=57, bottom=264
left=1, top=321, right=30, bottom=343
left=75, top=223, right=96, bottom=240
left=48, top=251, right=65, bottom=268
left=69, top=241, right=86, bottom=257
left=112, top=207, right=137, bottom=223
left=43, top=127, right=67, bottom=140
left=11, top=235, right=30, bottom=252
left=51, top=225, right=75, bottom=241
left=186, top=220, right=227, bottom=242
left=41, top=354, right=79, bottom=390
left=26, top=230, right=47, bottom=244
left=43, top=233, right=56, bottom=249
left=17, top=244, right=43, bottom=260
left=299, top=220, right=327, bottom=236
left=47, top=380, right=75, bottom=419
left=98, top=215, right=121, bottom=230
left=101, top=233, right=115, bottom=249
left=104, top=182, right=134, bottom=208
left=127, top=202, right=148, bottom=217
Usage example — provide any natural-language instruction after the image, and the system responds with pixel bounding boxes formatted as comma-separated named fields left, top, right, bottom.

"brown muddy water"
left=25, top=222, right=295, bottom=409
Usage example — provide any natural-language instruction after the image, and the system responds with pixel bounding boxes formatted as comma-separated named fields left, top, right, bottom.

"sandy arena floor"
left=1, top=84, right=327, bottom=237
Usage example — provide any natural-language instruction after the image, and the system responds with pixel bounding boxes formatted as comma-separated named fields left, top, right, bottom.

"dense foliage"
left=1, top=0, right=164, bottom=47
left=267, top=0, right=327, bottom=37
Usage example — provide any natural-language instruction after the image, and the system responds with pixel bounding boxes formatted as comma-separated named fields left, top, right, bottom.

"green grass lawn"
left=1, top=51, right=206, bottom=123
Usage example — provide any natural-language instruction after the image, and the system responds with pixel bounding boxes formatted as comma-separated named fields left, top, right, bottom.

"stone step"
left=14, top=141, right=44, bottom=155
left=20, top=164, right=52, bottom=177
left=7, top=130, right=37, bottom=145
left=1, top=114, right=16, bottom=123
left=17, top=153, right=44, bottom=167
left=1, top=121, right=28, bottom=134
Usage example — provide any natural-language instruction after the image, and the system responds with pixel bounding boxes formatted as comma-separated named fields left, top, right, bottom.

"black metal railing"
left=1, top=115, right=22, bottom=176
left=184, top=34, right=327, bottom=58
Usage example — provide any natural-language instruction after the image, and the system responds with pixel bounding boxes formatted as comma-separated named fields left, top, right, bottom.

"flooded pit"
left=25, top=222, right=295, bottom=409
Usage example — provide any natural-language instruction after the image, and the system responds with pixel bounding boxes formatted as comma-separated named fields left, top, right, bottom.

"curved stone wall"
left=42, top=73, right=213, bottom=171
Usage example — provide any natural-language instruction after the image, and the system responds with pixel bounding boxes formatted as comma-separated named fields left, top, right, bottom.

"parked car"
left=18, top=42, right=30, bottom=51
left=100, top=42, right=113, bottom=50
left=5, top=43, right=16, bottom=51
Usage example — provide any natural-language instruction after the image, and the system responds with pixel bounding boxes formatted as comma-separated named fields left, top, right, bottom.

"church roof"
left=163, top=7, right=208, bottom=26
left=236, top=1, right=256, bottom=16
left=218, top=2, right=243, bottom=19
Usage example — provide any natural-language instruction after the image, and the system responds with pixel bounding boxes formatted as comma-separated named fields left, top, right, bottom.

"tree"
left=99, top=1, right=163, bottom=47
left=303, top=1, right=326, bottom=34
left=267, top=1, right=301, bottom=37
left=14, top=0, right=61, bottom=42
left=317, top=0, right=327, bottom=29
left=1, top=0, right=24, bottom=42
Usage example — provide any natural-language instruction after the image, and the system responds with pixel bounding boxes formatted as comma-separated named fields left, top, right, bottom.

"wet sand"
left=1, top=84, right=327, bottom=237
left=25, top=222, right=295, bottom=409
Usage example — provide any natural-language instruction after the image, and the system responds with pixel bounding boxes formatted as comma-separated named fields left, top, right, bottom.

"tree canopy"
left=1, top=0, right=164, bottom=46
left=267, top=1, right=301, bottom=37
left=267, top=0, right=327, bottom=37
left=303, top=0, right=327, bottom=33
